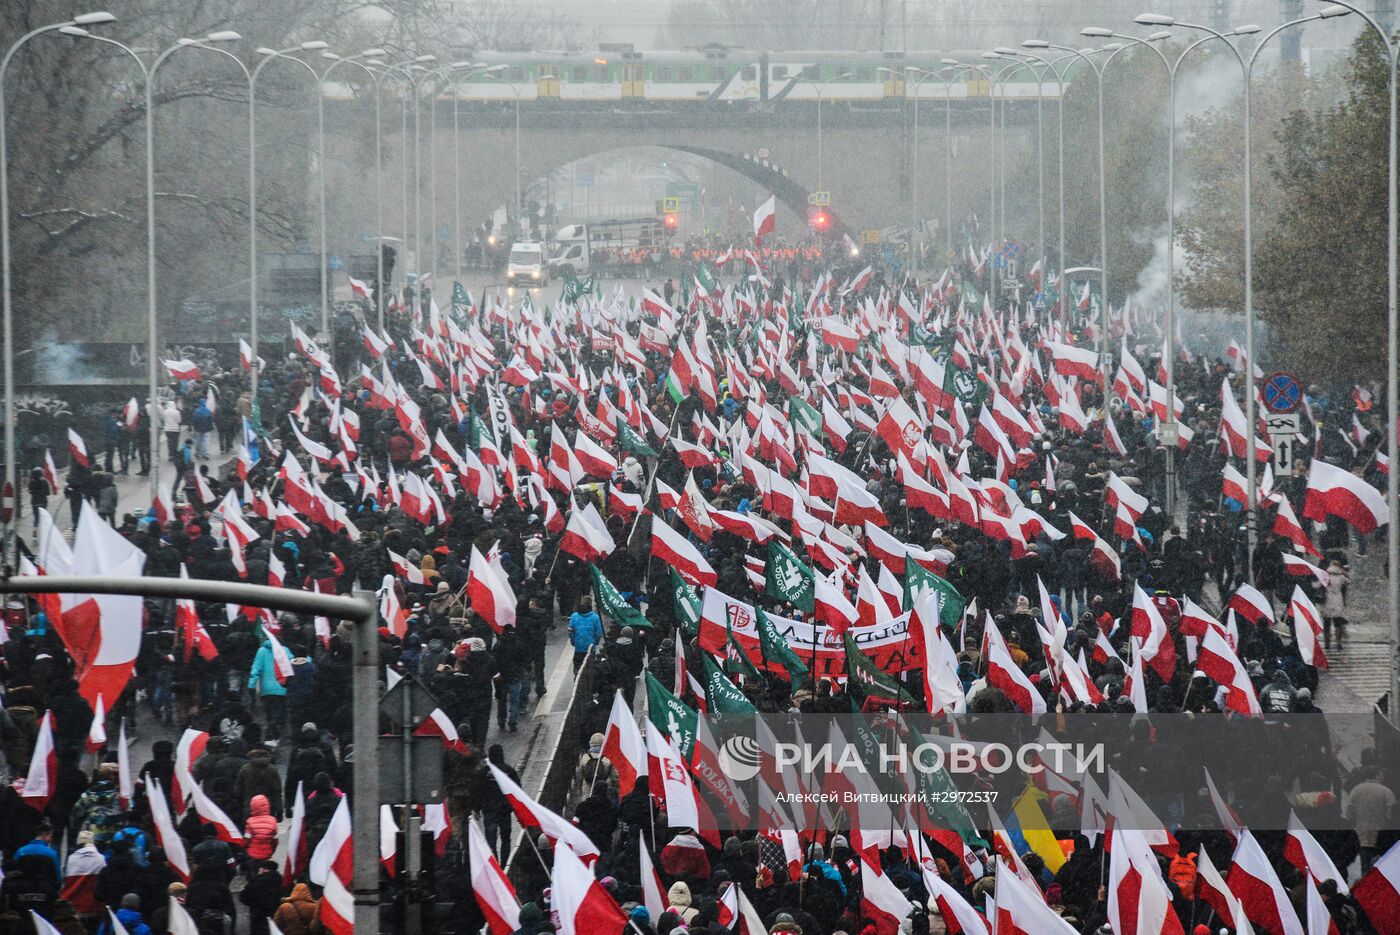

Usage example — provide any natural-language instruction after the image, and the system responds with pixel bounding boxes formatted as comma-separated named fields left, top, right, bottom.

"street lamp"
left=880, top=65, right=948, bottom=269
left=421, top=62, right=498, bottom=295
left=1, top=11, right=116, bottom=555
left=447, top=65, right=504, bottom=282
left=943, top=60, right=1001, bottom=307
left=248, top=42, right=327, bottom=407
left=482, top=71, right=525, bottom=235
left=317, top=49, right=387, bottom=361
left=810, top=70, right=852, bottom=193
left=68, top=29, right=241, bottom=498
left=984, top=54, right=1041, bottom=276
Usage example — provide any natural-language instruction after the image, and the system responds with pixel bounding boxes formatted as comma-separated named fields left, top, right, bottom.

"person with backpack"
left=247, top=637, right=289, bottom=745
left=68, top=764, right=122, bottom=851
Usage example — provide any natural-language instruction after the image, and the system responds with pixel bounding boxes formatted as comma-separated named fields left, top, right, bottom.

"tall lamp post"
left=811, top=70, right=853, bottom=194
left=482, top=72, right=524, bottom=236
left=316, top=49, right=386, bottom=360
left=984, top=54, right=1040, bottom=279
left=448, top=65, right=504, bottom=282
left=73, top=30, right=242, bottom=499
left=944, top=61, right=1000, bottom=307
left=1, top=11, right=117, bottom=556
left=880, top=65, right=947, bottom=269
left=248, top=42, right=328, bottom=408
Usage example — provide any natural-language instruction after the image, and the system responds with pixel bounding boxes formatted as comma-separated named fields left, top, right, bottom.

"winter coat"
left=235, top=750, right=283, bottom=820
left=242, top=795, right=280, bottom=862
left=665, top=880, right=701, bottom=923
left=247, top=642, right=288, bottom=697
left=1324, top=567, right=1349, bottom=617
left=273, top=883, right=319, bottom=935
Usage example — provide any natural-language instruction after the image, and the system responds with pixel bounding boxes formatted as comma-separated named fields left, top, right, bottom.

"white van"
left=506, top=241, right=548, bottom=287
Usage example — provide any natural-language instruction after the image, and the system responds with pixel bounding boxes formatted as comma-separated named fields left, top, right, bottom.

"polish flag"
left=488, top=762, right=599, bottom=860
left=308, top=795, right=354, bottom=935
left=1108, top=826, right=1185, bottom=935
left=1355, top=840, right=1400, bottom=930
left=468, top=817, right=521, bottom=935
left=1222, top=463, right=1250, bottom=506
left=814, top=571, right=859, bottom=634
left=281, top=782, right=308, bottom=887
left=1274, top=496, right=1321, bottom=557
left=1197, top=626, right=1262, bottom=717
left=1228, top=830, right=1305, bottom=935
left=1284, top=810, right=1348, bottom=893
left=984, top=614, right=1046, bottom=714
left=993, top=857, right=1080, bottom=934
left=920, top=862, right=988, bottom=934
left=60, top=505, right=147, bottom=706
left=172, top=728, right=209, bottom=816
left=601, top=689, right=647, bottom=797
left=1303, top=458, right=1387, bottom=534
left=559, top=503, right=616, bottom=563
left=860, top=856, right=914, bottom=935
left=85, top=695, right=107, bottom=753
left=146, top=778, right=190, bottom=881
left=239, top=338, right=265, bottom=372
left=910, top=590, right=967, bottom=716
left=672, top=436, right=720, bottom=468
left=1044, top=340, right=1099, bottom=382
left=1289, top=586, right=1328, bottom=669
left=348, top=276, right=372, bottom=301
left=190, top=781, right=244, bottom=843
left=21, top=712, right=57, bottom=811
left=1228, top=582, right=1274, bottom=626
left=652, top=520, right=717, bottom=587
left=67, top=428, right=90, bottom=468
left=263, top=626, right=296, bottom=684
left=641, top=839, right=669, bottom=924
left=553, top=842, right=628, bottom=935
left=753, top=196, right=777, bottom=244
left=1130, top=583, right=1175, bottom=682
left=163, top=359, right=203, bottom=382
left=58, top=838, right=106, bottom=915
left=467, top=545, right=517, bottom=633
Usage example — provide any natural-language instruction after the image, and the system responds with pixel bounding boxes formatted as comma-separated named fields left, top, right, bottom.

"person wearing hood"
left=247, top=638, right=289, bottom=744
left=666, top=881, right=701, bottom=924
left=630, top=906, right=657, bottom=935
left=59, top=829, right=105, bottom=923
left=272, top=882, right=319, bottom=935
left=512, top=901, right=551, bottom=935
left=660, top=831, right=710, bottom=883
left=622, top=456, right=644, bottom=489
left=109, top=893, right=154, bottom=935
left=239, top=860, right=282, bottom=935
left=242, top=795, right=279, bottom=863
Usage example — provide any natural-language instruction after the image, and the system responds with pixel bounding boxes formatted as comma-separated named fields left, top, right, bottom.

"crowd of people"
left=4, top=227, right=1399, bottom=935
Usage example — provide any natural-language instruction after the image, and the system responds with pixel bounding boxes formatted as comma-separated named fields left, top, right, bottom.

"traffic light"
left=664, top=213, right=678, bottom=230
left=813, top=211, right=829, bottom=231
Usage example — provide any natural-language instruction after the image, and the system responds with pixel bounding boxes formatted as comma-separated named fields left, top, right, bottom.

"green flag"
left=756, top=607, right=809, bottom=687
left=702, top=654, right=758, bottom=714
left=904, top=719, right=978, bottom=840
left=843, top=634, right=917, bottom=707
left=616, top=418, right=659, bottom=458
left=787, top=397, right=822, bottom=436
left=724, top=627, right=762, bottom=680
left=904, top=563, right=966, bottom=632
left=765, top=541, right=815, bottom=613
left=451, top=281, right=472, bottom=318
left=644, top=672, right=697, bottom=758
left=561, top=274, right=593, bottom=304
left=670, top=569, right=702, bottom=637
left=468, top=414, right=494, bottom=449
left=589, top=564, right=649, bottom=629
left=696, top=261, right=718, bottom=296
left=942, top=358, right=988, bottom=408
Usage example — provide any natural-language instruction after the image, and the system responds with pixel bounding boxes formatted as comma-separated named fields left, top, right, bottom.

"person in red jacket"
left=242, top=795, right=279, bottom=863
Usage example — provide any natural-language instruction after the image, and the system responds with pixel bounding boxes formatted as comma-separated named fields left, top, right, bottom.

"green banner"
left=670, top=569, right=701, bottom=637
left=589, top=564, right=649, bottom=629
left=616, top=418, right=659, bottom=458
left=644, top=672, right=696, bottom=758
left=843, top=634, right=916, bottom=707
left=904, top=563, right=966, bottom=633
left=757, top=607, right=809, bottom=687
left=451, top=281, right=472, bottom=318
left=724, top=626, right=762, bottom=680
left=787, top=397, right=822, bottom=436
left=702, top=654, right=758, bottom=714
left=765, top=540, right=815, bottom=613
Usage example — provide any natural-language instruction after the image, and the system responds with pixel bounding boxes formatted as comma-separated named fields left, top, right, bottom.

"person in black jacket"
left=238, top=860, right=281, bottom=935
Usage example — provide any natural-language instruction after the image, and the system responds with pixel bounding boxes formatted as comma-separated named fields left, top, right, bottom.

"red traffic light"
left=813, top=211, right=829, bottom=230
left=664, top=213, right=678, bottom=229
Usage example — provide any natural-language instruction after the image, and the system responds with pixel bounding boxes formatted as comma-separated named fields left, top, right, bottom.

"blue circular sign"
left=1262, top=371, right=1302, bottom=413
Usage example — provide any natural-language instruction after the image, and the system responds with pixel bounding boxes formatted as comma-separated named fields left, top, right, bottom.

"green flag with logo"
left=616, top=418, right=659, bottom=458
left=670, top=569, right=702, bottom=637
left=943, top=359, right=988, bottom=408
left=589, top=564, right=649, bottom=629
left=756, top=607, right=809, bottom=687
left=696, top=262, right=718, bottom=297
left=765, top=541, right=815, bottom=613
left=702, top=653, right=758, bottom=714
left=904, top=563, right=966, bottom=633
left=451, top=281, right=472, bottom=318
left=561, top=274, right=594, bottom=305
left=843, top=634, right=917, bottom=706
left=904, top=719, right=978, bottom=840
left=644, top=672, right=697, bottom=758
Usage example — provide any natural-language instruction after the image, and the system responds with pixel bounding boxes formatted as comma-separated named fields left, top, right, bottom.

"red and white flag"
left=468, top=816, right=521, bottom=935
left=190, top=781, right=244, bottom=844
left=488, top=762, right=599, bottom=860
left=61, top=504, right=147, bottom=706
left=467, top=545, right=517, bottom=633
left=1288, top=586, right=1328, bottom=670
left=308, top=795, right=354, bottom=935
left=652, top=520, right=717, bottom=587
left=67, top=427, right=90, bottom=468
left=163, top=358, right=203, bottom=382
left=601, top=689, right=646, bottom=797
left=283, top=782, right=307, bottom=887
left=1284, top=810, right=1348, bottom=894
left=147, top=777, right=190, bottom=881
left=553, top=841, right=628, bottom=935
left=753, top=196, right=776, bottom=244
left=559, top=503, right=615, bottom=563
left=860, top=855, right=914, bottom=935
left=1228, top=830, right=1304, bottom=935
left=1303, top=458, right=1387, bottom=534
left=21, top=711, right=57, bottom=811
left=1355, top=840, right=1400, bottom=929
left=1108, top=826, right=1184, bottom=935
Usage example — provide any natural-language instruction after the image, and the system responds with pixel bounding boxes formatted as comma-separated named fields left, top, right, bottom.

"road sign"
left=860, top=228, right=881, bottom=244
left=811, top=190, right=831, bottom=206
left=379, top=676, right=443, bottom=729
left=662, top=196, right=680, bottom=213
left=1264, top=411, right=1303, bottom=437
left=379, top=736, right=445, bottom=803
left=1262, top=372, right=1302, bottom=413
left=1273, top=436, right=1297, bottom=474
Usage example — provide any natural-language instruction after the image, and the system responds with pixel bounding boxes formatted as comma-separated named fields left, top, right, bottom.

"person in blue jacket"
left=567, top=596, right=603, bottom=674
left=247, top=637, right=288, bottom=744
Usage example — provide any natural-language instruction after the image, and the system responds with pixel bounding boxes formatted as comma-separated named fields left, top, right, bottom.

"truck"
left=548, top=217, right=670, bottom=278
left=506, top=240, right=549, bottom=287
